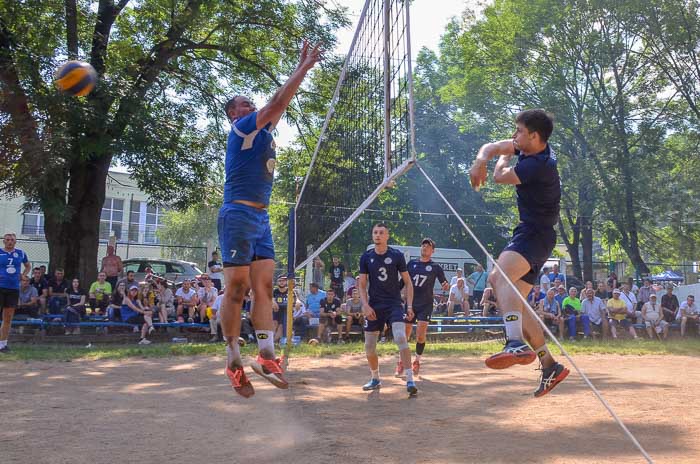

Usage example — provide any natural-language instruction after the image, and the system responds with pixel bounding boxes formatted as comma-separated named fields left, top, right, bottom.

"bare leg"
left=249, top=259, right=275, bottom=358
left=0, top=307, right=14, bottom=343
left=221, top=266, right=250, bottom=367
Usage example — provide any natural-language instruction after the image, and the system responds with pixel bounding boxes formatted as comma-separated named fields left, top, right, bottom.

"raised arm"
left=469, top=140, right=516, bottom=190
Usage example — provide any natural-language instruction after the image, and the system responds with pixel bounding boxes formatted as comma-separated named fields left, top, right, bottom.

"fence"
left=565, top=260, right=699, bottom=285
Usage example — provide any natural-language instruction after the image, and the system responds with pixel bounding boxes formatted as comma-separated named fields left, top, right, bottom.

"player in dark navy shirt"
left=469, top=109, right=569, bottom=397
left=0, top=233, right=31, bottom=353
left=217, top=41, right=322, bottom=398
left=358, top=223, right=418, bottom=396
left=400, top=238, right=449, bottom=376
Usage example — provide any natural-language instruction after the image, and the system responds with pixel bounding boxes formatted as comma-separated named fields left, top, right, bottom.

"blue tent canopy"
left=651, top=270, right=684, bottom=282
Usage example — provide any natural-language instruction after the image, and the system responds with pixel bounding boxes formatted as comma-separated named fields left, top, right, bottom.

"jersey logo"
left=370, top=258, right=374, bottom=263
left=426, top=265, right=432, bottom=272
left=384, top=257, right=392, bottom=264
left=13, top=252, right=18, bottom=258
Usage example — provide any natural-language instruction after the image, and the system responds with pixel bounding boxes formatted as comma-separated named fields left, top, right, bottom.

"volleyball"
left=308, top=338, right=320, bottom=346
left=55, top=60, right=97, bottom=96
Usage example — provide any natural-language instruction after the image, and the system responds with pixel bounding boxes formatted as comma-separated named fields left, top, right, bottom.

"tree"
left=0, top=0, right=346, bottom=282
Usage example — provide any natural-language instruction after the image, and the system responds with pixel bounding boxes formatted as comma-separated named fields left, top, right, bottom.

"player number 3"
left=377, top=266, right=388, bottom=281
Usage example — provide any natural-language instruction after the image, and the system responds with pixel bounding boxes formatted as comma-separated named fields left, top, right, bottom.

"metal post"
left=383, top=0, right=392, bottom=177
left=283, top=206, right=296, bottom=368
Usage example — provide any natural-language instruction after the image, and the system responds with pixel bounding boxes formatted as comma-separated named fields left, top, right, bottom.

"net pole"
left=404, top=0, right=417, bottom=160
left=284, top=206, right=295, bottom=369
left=383, top=0, right=392, bottom=177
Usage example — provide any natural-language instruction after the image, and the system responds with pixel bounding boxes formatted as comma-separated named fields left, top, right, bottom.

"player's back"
left=360, top=247, right=406, bottom=307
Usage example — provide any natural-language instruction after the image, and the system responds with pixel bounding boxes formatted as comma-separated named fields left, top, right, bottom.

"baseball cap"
left=129, top=284, right=139, bottom=291
left=649, top=293, right=657, bottom=298
left=421, top=237, right=436, bottom=248
left=613, top=288, right=621, bottom=294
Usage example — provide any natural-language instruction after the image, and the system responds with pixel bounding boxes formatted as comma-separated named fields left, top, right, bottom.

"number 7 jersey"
left=408, top=259, right=447, bottom=308
left=359, top=247, right=407, bottom=307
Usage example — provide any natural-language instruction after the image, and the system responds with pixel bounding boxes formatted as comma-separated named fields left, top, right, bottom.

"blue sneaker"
left=406, top=380, right=418, bottom=396
left=362, top=378, right=382, bottom=391
left=485, top=339, right=536, bottom=370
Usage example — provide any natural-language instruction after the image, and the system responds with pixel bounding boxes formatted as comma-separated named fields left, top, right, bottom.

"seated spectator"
left=679, top=295, right=699, bottom=337
left=138, top=283, right=156, bottom=318
left=207, top=251, right=224, bottom=291
left=17, top=275, right=39, bottom=318
left=661, top=286, right=680, bottom=323
left=607, top=288, right=638, bottom=339
left=117, top=270, right=137, bottom=290
left=108, top=281, right=126, bottom=321
left=537, top=288, right=564, bottom=336
left=642, top=293, right=669, bottom=339
left=527, top=284, right=546, bottom=308
left=343, top=288, right=364, bottom=335
left=448, top=278, right=469, bottom=317
left=450, top=268, right=464, bottom=286
left=209, top=292, right=224, bottom=342
left=554, top=285, right=567, bottom=309
left=581, top=288, right=609, bottom=338
left=581, top=281, right=595, bottom=299
left=305, top=282, right=326, bottom=318
left=155, top=280, right=174, bottom=322
left=539, top=266, right=550, bottom=292
left=343, top=272, right=356, bottom=300
left=552, top=278, right=563, bottom=290
left=175, top=280, right=199, bottom=323
left=29, top=267, right=49, bottom=314
left=318, top=288, right=343, bottom=343
left=480, top=287, right=499, bottom=317
left=637, top=278, right=654, bottom=314
left=197, top=274, right=218, bottom=323
left=64, top=278, right=87, bottom=335
left=291, top=288, right=311, bottom=338
left=562, top=286, right=589, bottom=340
left=595, top=281, right=609, bottom=302
left=47, top=268, right=69, bottom=314
left=121, top=284, right=154, bottom=344
left=620, top=283, right=641, bottom=324
left=89, top=272, right=112, bottom=316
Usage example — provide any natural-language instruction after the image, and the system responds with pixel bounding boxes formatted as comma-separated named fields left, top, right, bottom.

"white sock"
left=256, top=330, right=275, bottom=357
left=371, top=369, right=380, bottom=380
left=405, top=368, right=414, bottom=382
left=0, top=340, right=6, bottom=349
left=226, top=342, right=242, bottom=366
left=503, top=311, right=524, bottom=341
left=415, top=354, right=421, bottom=361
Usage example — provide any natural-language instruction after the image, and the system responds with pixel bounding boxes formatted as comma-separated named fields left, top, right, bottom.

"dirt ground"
left=1, top=353, right=697, bottom=464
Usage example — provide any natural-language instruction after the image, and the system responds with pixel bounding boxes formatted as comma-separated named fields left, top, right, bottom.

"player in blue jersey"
left=359, top=223, right=418, bottom=396
left=469, top=109, right=569, bottom=397
left=218, top=41, right=322, bottom=398
left=398, top=238, right=449, bottom=376
left=0, top=233, right=31, bottom=353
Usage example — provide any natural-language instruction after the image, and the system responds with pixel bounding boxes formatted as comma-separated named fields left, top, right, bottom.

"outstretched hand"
left=299, top=40, right=323, bottom=70
left=469, top=159, right=488, bottom=191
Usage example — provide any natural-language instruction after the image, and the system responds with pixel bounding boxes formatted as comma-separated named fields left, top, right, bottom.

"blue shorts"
left=218, top=202, right=275, bottom=266
left=502, top=223, right=556, bottom=285
left=364, top=302, right=407, bottom=332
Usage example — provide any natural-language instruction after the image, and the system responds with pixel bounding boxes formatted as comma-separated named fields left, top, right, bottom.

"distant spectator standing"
left=29, top=267, right=49, bottom=314
left=539, top=266, right=550, bottom=292
left=64, top=278, right=87, bottom=335
left=343, top=272, right=356, bottom=298
left=642, top=293, right=668, bottom=339
left=272, top=276, right=290, bottom=342
left=48, top=268, right=69, bottom=314
left=637, top=279, right=653, bottom=314
left=467, top=264, right=488, bottom=308
left=17, top=275, right=39, bottom=318
left=89, top=272, right=112, bottom=316
left=312, top=257, right=325, bottom=289
left=548, top=264, right=565, bottom=284
left=661, top=286, right=680, bottom=323
left=329, top=256, right=345, bottom=300
left=0, top=233, right=30, bottom=353
left=607, top=272, right=619, bottom=290
left=679, top=295, right=699, bottom=337
left=208, top=251, right=224, bottom=291
left=100, top=245, right=123, bottom=290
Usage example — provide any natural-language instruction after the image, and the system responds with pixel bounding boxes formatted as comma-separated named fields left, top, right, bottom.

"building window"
left=128, top=200, right=166, bottom=244
left=99, top=198, right=124, bottom=241
left=22, top=205, right=44, bottom=236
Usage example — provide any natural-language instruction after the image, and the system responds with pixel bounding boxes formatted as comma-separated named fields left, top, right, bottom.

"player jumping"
left=359, top=223, right=417, bottom=396
left=469, top=109, right=570, bottom=397
left=219, top=41, right=322, bottom=398
left=396, top=238, right=449, bottom=376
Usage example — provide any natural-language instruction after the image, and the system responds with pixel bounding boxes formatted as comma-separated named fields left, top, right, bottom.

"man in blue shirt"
left=469, top=109, right=569, bottom=397
left=0, top=233, right=31, bottom=353
left=305, top=282, right=326, bottom=318
left=218, top=41, right=322, bottom=398
left=359, top=223, right=417, bottom=396
left=547, top=263, right=565, bottom=284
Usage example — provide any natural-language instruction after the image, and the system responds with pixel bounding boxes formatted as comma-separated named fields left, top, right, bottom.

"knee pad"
left=364, top=331, right=379, bottom=355
left=392, top=321, right=409, bottom=350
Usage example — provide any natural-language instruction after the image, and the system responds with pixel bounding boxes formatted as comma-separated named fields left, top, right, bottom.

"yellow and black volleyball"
left=55, top=61, right=97, bottom=96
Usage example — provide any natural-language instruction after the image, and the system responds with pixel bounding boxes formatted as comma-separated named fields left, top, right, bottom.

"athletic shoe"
left=148, top=326, right=155, bottom=335
left=394, top=360, right=404, bottom=377
left=412, top=359, right=420, bottom=375
left=534, top=362, right=570, bottom=398
left=406, top=380, right=418, bottom=396
left=250, top=354, right=289, bottom=389
left=485, top=339, right=537, bottom=369
left=225, top=365, right=255, bottom=398
left=138, top=338, right=151, bottom=345
left=0, top=345, right=10, bottom=354
left=362, top=378, right=382, bottom=391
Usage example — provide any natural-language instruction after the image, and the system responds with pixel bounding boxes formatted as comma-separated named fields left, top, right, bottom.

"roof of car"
left=122, top=257, right=197, bottom=266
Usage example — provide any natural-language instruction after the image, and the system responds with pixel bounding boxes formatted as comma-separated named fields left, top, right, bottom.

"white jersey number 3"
left=377, top=267, right=388, bottom=282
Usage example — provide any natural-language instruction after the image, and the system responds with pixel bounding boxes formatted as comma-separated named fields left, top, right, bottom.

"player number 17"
left=412, top=274, right=427, bottom=287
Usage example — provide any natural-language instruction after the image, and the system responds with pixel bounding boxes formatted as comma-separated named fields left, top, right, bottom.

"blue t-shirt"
left=359, top=247, right=407, bottom=307
left=0, top=248, right=28, bottom=290
left=468, top=271, right=488, bottom=292
left=528, top=289, right=546, bottom=305
left=305, top=290, right=326, bottom=317
left=548, top=272, right=565, bottom=283
left=223, top=112, right=276, bottom=205
left=513, top=144, right=561, bottom=227
left=120, top=298, right=138, bottom=322
left=407, top=259, right=447, bottom=308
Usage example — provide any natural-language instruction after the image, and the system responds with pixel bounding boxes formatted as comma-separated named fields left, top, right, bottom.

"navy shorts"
left=406, top=303, right=433, bottom=322
left=273, top=308, right=287, bottom=324
left=502, top=223, right=556, bottom=285
left=218, top=202, right=274, bottom=266
left=364, top=303, right=406, bottom=332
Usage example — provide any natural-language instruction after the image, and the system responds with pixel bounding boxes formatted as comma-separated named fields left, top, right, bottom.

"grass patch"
left=2, top=338, right=700, bottom=363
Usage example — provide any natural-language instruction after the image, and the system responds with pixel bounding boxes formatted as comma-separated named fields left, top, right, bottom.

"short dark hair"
left=224, top=96, right=244, bottom=119
left=515, top=109, right=554, bottom=142
left=373, top=222, right=389, bottom=231
left=127, top=270, right=134, bottom=275
left=421, top=237, right=435, bottom=248
left=310, top=282, right=319, bottom=288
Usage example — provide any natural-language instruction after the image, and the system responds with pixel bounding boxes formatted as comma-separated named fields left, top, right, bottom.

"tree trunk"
left=581, top=214, right=593, bottom=281
left=558, top=220, right=582, bottom=279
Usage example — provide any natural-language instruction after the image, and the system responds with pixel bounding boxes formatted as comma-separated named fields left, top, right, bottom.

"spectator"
left=209, top=292, right=224, bottom=342
left=581, top=288, right=609, bottom=338
left=197, top=274, right=218, bottom=324
left=272, top=276, right=290, bottom=342
left=100, top=245, right=123, bottom=290
left=679, top=295, right=699, bottom=337
left=318, top=288, right=343, bottom=343
left=89, top=272, right=112, bottom=316
left=548, top=264, right=565, bottom=283
left=175, top=280, right=199, bottom=323
left=468, top=264, right=488, bottom=308
left=562, top=287, right=589, bottom=340
left=595, top=281, right=609, bottom=302
left=450, top=268, right=464, bottom=287
left=527, top=284, right=546, bottom=308
left=292, top=289, right=313, bottom=339
left=345, top=274, right=360, bottom=299
left=343, top=271, right=356, bottom=298
left=607, top=272, right=618, bottom=290
left=39, top=265, right=47, bottom=280
left=582, top=281, right=594, bottom=297
left=480, top=287, right=499, bottom=317
left=108, top=282, right=126, bottom=321
left=137, top=283, right=155, bottom=316
left=329, top=256, right=345, bottom=300
left=537, top=288, right=564, bottom=337
left=552, top=278, right=563, bottom=290
left=305, top=282, right=326, bottom=318
left=539, top=266, right=551, bottom=292
left=342, top=288, right=364, bottom=335
left=47, top=268, right=69, bottom=314
left=17, top=275, right=39, bottom=318
left=627, top=277, right=639, bottom=295
left=312, top=257, right=325, bottom=289
left=642, top=293, right=669, bottom=340
left=661, top=286, right=680, bottom=323
left=29, top=267, right=49, bottom=314
left=554, top=285, right=567, bottom=309
left=207, top=251, right=224, bottom=291
left=619, top=283, right=641, bottom=324
left=117, top=270, right=137, bottom=290
left=64, top=278, right=87, bottom=335
left=607, top=288, right=638, bottom=339
left=155, top=280, right=174, bottom=323
left=637, top=279, right=653, bottom=314
left=121, top=284, right=154, bottom=344
left=447, top=278, right=469, bottom=317
left=0, top=232, right=30, bottom=353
